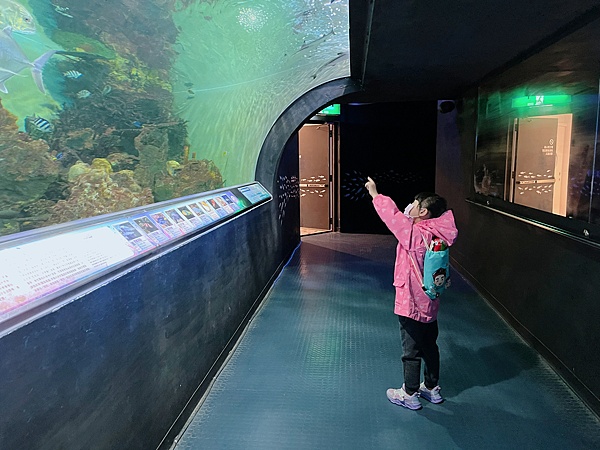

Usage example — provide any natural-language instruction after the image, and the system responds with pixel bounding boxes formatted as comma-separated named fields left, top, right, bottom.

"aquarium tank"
left=0, top=0, right=350, bottom=237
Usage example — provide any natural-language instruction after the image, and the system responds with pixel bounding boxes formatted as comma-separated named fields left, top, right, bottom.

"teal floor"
left=175, top=233, right=600, bottom=450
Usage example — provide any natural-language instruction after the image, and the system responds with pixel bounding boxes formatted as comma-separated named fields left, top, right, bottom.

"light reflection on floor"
left=300, top=226, right=330, bottom=236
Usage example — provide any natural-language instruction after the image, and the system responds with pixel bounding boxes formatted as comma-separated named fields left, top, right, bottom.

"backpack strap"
left=419, top=229, right=432, bottom=251
left=407, top=227, right=426, bottom=291
left=407, top=250, right=424, bottom=287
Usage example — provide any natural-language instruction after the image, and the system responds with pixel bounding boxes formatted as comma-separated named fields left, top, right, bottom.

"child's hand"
left=365, top=177, right=379, bottom=198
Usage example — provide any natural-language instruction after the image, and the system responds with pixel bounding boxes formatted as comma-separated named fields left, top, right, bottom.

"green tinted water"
left=172, top=0, right=349, bottom=185
left=0, top=0, right=349, bottom=236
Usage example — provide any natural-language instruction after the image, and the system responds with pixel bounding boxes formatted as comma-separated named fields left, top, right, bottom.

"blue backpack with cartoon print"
left=408, top=233, right=450, bottom=299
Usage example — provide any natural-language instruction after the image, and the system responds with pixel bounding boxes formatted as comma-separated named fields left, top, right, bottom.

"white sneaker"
left=386, top=384, right=422, bottom=410
left=418, top=382, right=443, bottom=404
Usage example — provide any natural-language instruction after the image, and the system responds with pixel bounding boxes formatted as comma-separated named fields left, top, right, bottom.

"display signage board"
left=0, top=226, right=134, bottom=318
left=0, top=183, right=269, bottom=324
left=238, top=184, right=270, bottom=204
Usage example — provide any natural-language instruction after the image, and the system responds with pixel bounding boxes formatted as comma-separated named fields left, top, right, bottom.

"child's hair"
left=414, top=192, right=448, bottom=219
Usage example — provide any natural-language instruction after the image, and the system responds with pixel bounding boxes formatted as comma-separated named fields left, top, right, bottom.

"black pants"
left=399, top=316, right=440, bottom=395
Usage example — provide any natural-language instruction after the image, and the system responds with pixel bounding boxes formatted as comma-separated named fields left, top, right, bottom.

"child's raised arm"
left=366, top=177, right=412, bottom=248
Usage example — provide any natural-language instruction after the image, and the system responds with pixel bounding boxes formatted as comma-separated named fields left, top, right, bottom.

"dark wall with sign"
left=338, top=102, right=437, bottom=234
left=437, top=95, right=600, bottom=415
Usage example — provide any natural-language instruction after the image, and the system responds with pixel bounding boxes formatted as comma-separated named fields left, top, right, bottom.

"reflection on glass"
left=0, top=0, right=350, bottom=238
left=476, top=77, right=599, bottom=222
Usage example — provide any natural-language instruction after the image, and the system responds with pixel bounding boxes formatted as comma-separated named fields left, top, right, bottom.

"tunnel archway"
left=255, top=77, right=362, bottom=194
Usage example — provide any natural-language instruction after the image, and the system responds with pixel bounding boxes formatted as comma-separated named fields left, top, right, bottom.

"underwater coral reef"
left=0, top=0, right=224, bottom=236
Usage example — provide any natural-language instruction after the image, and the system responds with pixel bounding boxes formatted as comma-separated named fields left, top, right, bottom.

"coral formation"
left=0, top=100, right=59, bottom=234
left=46, top=165, right=153, bottom=226
left=68, top=161, right=91, bottom=182
left=106, top=152, right=139, bottom=172
left=132, top=127, right=223, bottom=201
left=153, top=159, right=223, bottom=202
left=91, top=158, right=113, bottom=173
left=0, top=0, right=225, bottom=237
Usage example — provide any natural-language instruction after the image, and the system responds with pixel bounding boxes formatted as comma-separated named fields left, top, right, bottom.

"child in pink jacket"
left=365, top=177, right=458, bottom=410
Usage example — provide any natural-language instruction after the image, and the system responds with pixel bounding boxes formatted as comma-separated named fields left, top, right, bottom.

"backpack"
left=408, top=232, right=450, bottom=299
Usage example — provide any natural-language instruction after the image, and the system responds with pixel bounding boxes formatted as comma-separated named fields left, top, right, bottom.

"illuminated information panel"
left=0, top=183, right=270, bottom=323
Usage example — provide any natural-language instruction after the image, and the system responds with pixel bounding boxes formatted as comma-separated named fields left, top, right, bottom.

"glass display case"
left=0, top=0, right=350, bottom=238
left=473, top=19, right=600, bottom=241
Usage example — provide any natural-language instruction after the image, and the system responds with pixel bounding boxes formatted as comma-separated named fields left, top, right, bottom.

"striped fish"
left=63, top=70, right=82, bottom=79
left=30, top=115, right=53, bottom=132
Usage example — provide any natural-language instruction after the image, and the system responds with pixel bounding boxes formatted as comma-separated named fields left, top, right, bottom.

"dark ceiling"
left=346, top=0, right=600, bottom=102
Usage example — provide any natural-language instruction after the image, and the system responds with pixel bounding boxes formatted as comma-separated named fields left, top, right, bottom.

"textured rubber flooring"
left=175, top=233, right=600, bottom=450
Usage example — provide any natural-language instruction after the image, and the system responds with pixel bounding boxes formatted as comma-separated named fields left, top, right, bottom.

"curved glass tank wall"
left=0, top=0, right=350, bottom=237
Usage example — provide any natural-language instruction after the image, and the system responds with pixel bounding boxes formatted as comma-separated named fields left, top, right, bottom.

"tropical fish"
left=51, top=4, right=73, bottom=18
left=184, top=82, right=194, bottom=88
left=63, top=70, right=81, bottom=79
left=28, top=115, right=53, bottom=132
left=102, top=85, right=112, bottom=95
left=133, top=121, right=143, bottom=128
left=52, top=152, right=63, bottom=161
left=76, top=89, right=91, bottom=98
left=312, top=51, right=349, bottom=79
left=187, top=89, right=194, bottom=95
left=0, top=27, right=55, bottom=93
left=0, top=0, right=35, bottom=34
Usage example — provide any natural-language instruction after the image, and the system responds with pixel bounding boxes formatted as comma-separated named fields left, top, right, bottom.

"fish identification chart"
left=0, top=227, right=134, bottom=318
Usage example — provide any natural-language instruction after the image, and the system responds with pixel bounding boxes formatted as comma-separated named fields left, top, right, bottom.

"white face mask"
left=403, top=203, right=414, bottom=218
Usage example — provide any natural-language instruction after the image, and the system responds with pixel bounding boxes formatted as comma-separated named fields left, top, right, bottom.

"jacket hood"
left=416, top=210, right=458, bottom=246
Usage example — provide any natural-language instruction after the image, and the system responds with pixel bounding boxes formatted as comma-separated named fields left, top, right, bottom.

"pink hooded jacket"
left=373, top=194, right=458, bottom=323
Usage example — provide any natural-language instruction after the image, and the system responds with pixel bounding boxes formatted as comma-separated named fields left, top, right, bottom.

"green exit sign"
left=318, top=104, right=341, bottom=115
left=511, top=95, right=571, bottom=108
